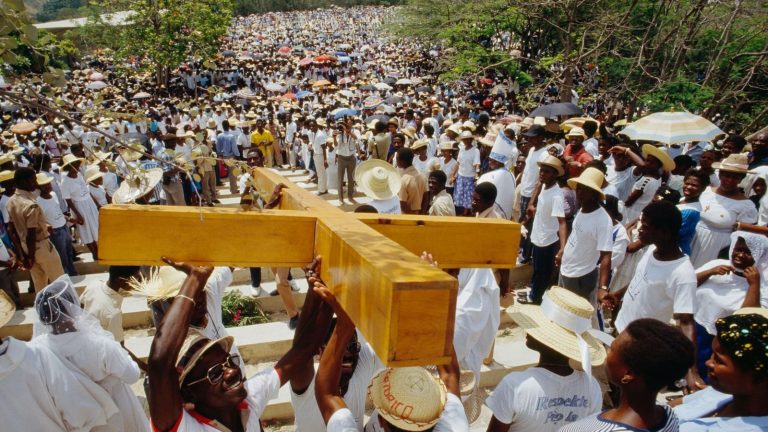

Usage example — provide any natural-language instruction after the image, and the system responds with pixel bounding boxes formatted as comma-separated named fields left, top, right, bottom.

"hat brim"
left=60, top=157, right=84, bottom=169
left=177, top=334, right=235, bottom=386
left=508, top=304, right=606, bottom=366
left=537, top=160, right=565, bottom=177
left=355, top=160, right=402, bottom=200
left=641, top=144, right=675, bottom=172
left=712, top=161, right=748, bottom=174
left=112, top=168, right=163, bottom=204
left=567, top=177, right=605, bottom=199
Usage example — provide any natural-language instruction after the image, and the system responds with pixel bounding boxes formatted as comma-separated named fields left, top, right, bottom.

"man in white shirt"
left=285, top=115, right=298, bottom=169
left=478, top=136, right=517, bottom=220
left=312, top=118, right=329, bottom=195
left=582, top=120, right=600, bottom=158
left=518, top=125, right=548, bottom=263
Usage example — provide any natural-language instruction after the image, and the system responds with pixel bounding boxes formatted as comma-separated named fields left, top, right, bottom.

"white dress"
left=33, top=332, right=149, bottom=432
left=60, top=173, right=100, bottom=244
left=690, top=188, right=758, bottom=268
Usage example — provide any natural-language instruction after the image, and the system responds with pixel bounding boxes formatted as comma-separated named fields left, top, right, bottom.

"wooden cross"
left=99, top=168, right=520, bottom=366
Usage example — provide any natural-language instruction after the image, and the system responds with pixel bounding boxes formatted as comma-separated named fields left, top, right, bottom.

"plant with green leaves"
left=221, top=291, right=271, bottom=327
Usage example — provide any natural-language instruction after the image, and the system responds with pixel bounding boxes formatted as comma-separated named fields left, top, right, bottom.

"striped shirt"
left=558, top=405, right=679, bottom=432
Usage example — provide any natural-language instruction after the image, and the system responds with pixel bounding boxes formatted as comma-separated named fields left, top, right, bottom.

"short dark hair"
left=428, top=169, right=447, bottom=186
left=582, top=120, right=598, bottom=136
left=654, top=185, right=681, bottom=205
left=642, top=200, right=682, bottom=233
left=109, top=265, right=141, bottom=283
left=397, top=147, right=414, bottom=165
left=354, top=204, right=378, bottom=213
left=14, top=167, right=36, bottom=184
left=585, top=159, right=607, bottom=174
left=475, top=182, right=497, bottom=204
left=723, top=135, right=747, bottom=152
left=674, top=155, right=696, bottom=171
left=621, top=319, right=694, bottom=391
left=683, top=168, right=710, bottom=187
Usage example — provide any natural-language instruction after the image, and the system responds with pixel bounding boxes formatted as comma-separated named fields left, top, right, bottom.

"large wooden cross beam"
left=99, top=168, right=520, bottom=366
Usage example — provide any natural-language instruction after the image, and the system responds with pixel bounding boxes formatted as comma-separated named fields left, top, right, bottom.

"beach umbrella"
left=363, top=96, right=383, bottom=109
left=619, top=112, right=724, bottom=145
left=374, top=82, right=392, bottom=91
left=281, top=92, right=298, bottom=101
left=298, top=57, right=314, bottom=66
left=277, top=46, right=291, bottom=55
left=529, top=102, right=583, bottom=117
left=314, top=55, right=336, bottom=63
left=10, top=121, right=38, bottom=135
left=264, top=83, right=285, bottom=92
left=338, top=77, right=354, bottom=85
left=339, top=89, right=355, bottom=98
left=332, top=108, right=359, bottom=119
left=338, top=56, right=352, bottom=63
left=132, top=91, right=151, bottom=100
left=87, top=81, right=108, bottom=90
left=312, top=79, right=332, bottom=88
left=395, top=78, right=413, bottom=86
left=89, top=72, right=104, bottom=81
left=296, top=90, right=313, bottom=99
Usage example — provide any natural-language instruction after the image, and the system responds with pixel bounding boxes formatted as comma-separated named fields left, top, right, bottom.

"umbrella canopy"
left=264, top=83, right=285, bottom=92
left=277, top=46, right=291, bottom=55
left=338, top=43, right=352, bottom=50
left=332, top=108, right=360, bottom=119
left=619, top=112, right=724, bottom=144
left=363, top=96, right=383, bottom=109
left=298, top=57, right=314, bottom=66
left=312, top=79, right=332, bottom=88
left=86, top=81, right=108, bottom=90
left=89, top=72, right=105, bottom=81
left=395, top=78, right=413, bottom=86
left=132, top=91, right=151, bottom=100
left=385, top=96, right=404, bottom=105
left=360, top=84, right=376, bottom=91
left=296, top=90, right=313, bottom=99
left=10, top=121, right=38, bottom=135
left=281, top=92, right=298, bottom=101
left=383, top=77, right=397, bottom=85
left=529, top=102, right=583, bottom=117
left=338, top=56, right=352, bottom=63
left=365, top=114, right=390, bottom=125
left=374, top=82, right=392, bottom=91
left=314, top=55, right=337, bottom=63
left=339, top=89, right=355, bottom=98
left=338, top=77, right=354, bottom=85
left=236, top=88, right=258, bottom=100
left=379, top=104, right=396, bottom=114
left=415, top=86, right=433, bottom=93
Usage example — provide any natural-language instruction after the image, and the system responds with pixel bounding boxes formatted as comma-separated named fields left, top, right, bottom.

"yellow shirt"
left=250, top=130, right=274, bottom=156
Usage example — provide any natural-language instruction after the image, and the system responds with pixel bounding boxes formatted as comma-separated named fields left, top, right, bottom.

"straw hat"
left=175, top=330, right=234, bottom=387
left=410, top=139, right=427, bottom=151
left=537, top=155, right=565, bottom=177
left=477, top=133, right=496, bottom=147
left=112, top=168, right=163, bottom=204
left=355, top=159, right=401, bottom=200
left=567, top=167, right=606, bottom=199
left=60, top=153, right=84, bottom=169
left=207, top=119, right=217, bottom=128
left=641, top=144, right=675, bottom=172
left=368, top=367, right=447, bottom=431
left=0, top=153, right=14, bottom=165
left=85, top=165, right=103, bottom=183
left=0, top=290, right=15, bottom=328
left=316, top=118, right=327, bottom=127
left=127, top=265, right=189, bottom=301
left=0, top=170, right=13, bottom=183
left=402, top=127, right=416, bottom=140
left=565, top=127, right=587, bottom=139
left=713, top=153, right=749, bottom=174
left=459, top=130, right=474, bottom=141
left=91, top=150, right=113, bottom=163
left=508, top=287, right=608, bottom=369
left=439, top=141, right=455, bottom=151
left=36, top=173, right=52, bottom=186
left=118, top=142, right=146, bottom=162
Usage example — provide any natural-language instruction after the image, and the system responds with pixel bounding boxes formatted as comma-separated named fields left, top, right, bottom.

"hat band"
left=540, top=295, right=593, bottom=375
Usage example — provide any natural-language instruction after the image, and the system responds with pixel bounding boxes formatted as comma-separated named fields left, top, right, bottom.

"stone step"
left=15, top=253, right=107, bottom=283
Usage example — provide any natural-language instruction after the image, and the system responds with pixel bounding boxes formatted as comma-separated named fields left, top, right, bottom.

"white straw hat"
left=355, top=159, right=401, bottom=200
left=567, top=167, right=606, bottom=199
left=368, top=367, right=447, bottom=431
left=85, top=165, right=103, bottom=183
left=112, top=168, right=163, bottom=204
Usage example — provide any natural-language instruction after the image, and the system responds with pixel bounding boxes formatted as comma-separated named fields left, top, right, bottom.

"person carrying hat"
left=6, top=168, right=65, bottom=292
left=485, top=288, right=606, bottom=431
left=558, top=167, right=613, bottom=310
left=312, top=275, right=469, bottom=432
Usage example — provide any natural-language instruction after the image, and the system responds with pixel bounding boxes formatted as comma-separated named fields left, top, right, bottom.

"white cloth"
left=519, top=146, right=548, bottom=197
left=615, top=247, right=697, bottom=332
left=369, top=196, right=402, bottom=215
left=560, top=208, right=613, bottom=278
left=37, top=195, right=67, bottom=229
left=457, top=146, right=480, bottom=177
left=610, top=223, right=630, bottom=271
left=81, top=280, right=125, bottom=342
left=485, top=368, right=602, bottom=432
left=60, top=173, right=99, bottom=244
left=291, top=337, right=384, bottom=431
left=690, top=188, right=758, bottom=268
left=622, top=176, right=661, bottom=223
left=441, top=158, right=459, bottom=187
left=583, top=138, right=599, bottom=158
left=327, top=408, right=359, bottom=432
left=0, top=337, right=118, bottom=432
left=530, top=184, right=565, bottom=247
left=605, top=166, right=636, bottom=202
left=478, top=168, right=517, bottom=220
left=454, top=269, right=500, bottom=380
left=89, top=184, right=108, bottom=207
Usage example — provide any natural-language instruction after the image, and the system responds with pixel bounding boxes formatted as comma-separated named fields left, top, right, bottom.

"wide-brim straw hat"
left=641, top=144, right=675, bottom=172
left=439, top=141, right=455, bottom=151
left=91, top=150, right=113, bottom=163
left=508, top=287, right=608, bottom=369
left=36, top=173, right=52, bottom=186
left=60, top=153, right=84, bottom=169
left=0, top=170, right=14, bottom=183
left=175, top=330, right=234, bottom=387
left=85, top=165, right=103, bottom=183
left=477, top=133, right=496, bottom=147
left=112, top=168, right=163, bottom=204
left=566, top=126, right=587, bottom=139
left=355, top=159, right=401, bottom=200
left=537, top=155, right=565, bottom=177
left=368, top=367, right=447, bottom=431
left=118, top=142, right=146, bottom=162
left=0, top=290, right=15, bottom=328
left=410, top=138, right=428, bottom=151
left=0, top=153, right=14, bottom=165
left=713, top=153, right=749, bottom=174
left=567, top=167, right=606, bottom=199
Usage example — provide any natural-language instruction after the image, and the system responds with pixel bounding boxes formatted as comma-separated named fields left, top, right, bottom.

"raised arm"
left=148, top=257, right=213, bottom=432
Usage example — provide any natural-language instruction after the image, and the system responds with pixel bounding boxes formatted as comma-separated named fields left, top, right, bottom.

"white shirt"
left=478, top=168, right=517, bottom=220
left=60, top=173, right=91, bottom=202
left=81, top=280, right=125, bottom=342
left=457, top=146, right=480, bottom=177
left=441, top=158, right=459, bottom=187
left=369, top=196, right=402, bottom=215
left=454, top=269, right=500, bottom=380
left=335, top=133, right=357, bottom=158
left=605, top=166, right=636, bottom=202
left=519, top=146, right=548, bottom=197
left=36, top=195, right=67, bottom=229
left=201, top=268, right=242, bottom=362
left=610, top=223, right=630, bottom=270
left=560, top=208, right=613, bottom=278
left=313, top=129, right=328, bottom=154
left=89, top=184, right=108, bottom=206
left=530, top=184, right=565, bottom=247
left=615, top=247, right=697, bottom=332
left=583, top=137, right=599, bottom=158
left=485, top=368, right=602, bottom=432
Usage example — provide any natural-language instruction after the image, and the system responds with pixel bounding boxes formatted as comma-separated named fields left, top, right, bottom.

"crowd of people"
left=0, top=5, right=766, bottom=432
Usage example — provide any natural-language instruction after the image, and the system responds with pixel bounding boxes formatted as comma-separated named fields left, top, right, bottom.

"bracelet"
left=736, top=222, right=742, bottom=231
left=176, top=294, right=196, bottom=306
left=624, top=147, right=629, bottom=155
left=599, top=286, right=609, bottom=291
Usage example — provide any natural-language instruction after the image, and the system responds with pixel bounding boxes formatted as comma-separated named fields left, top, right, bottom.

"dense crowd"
left=0, top=5, right=766, bottom=432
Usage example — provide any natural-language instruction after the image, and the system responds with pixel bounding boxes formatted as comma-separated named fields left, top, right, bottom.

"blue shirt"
left=216, top=131, right=240, bottom=158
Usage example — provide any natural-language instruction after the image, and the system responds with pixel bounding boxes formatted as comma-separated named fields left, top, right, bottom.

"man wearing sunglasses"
left=148, top=256, right=333, bottom=432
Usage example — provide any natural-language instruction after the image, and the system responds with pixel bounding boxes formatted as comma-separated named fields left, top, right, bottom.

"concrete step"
left=15, top=253, right=107, bottom=283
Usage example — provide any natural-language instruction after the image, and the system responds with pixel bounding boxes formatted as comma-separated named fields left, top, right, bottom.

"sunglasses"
left=185, top=354, right=241, bottom=387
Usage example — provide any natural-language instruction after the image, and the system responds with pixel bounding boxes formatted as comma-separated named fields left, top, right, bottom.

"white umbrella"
left=132, top=91, right=151, bottom=100
left=264, top=83, right=285, bottom=92
left=619, top=112, right=725, bottom=145
left=89, top=72, right=104, bottom=81
left=395, top=78, right=413, bottom=86
left=374, top=82, right=392, bottom=91
left=86, top=81, right=108, bottom=90
left=339, top=90, right=355, bottom=98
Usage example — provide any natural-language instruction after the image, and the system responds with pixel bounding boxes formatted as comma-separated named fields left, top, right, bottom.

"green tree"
left=87, top=0, right=233, bottom=86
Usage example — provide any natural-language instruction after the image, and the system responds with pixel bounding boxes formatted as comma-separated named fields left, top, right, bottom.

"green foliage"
left=640, top=79, right=716, bottom=113
left=36, top=0, right=89, bottom=22
left=221, top=291, right=270, bottom=327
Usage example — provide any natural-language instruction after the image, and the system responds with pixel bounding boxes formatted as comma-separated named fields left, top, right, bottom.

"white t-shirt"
left=530, top=184, right=565, bottom=247
left=327, top=408, right=359, bottom=432
left=291, top=339, right=383, bottom=431
left=610, top=223, right=630, bottom=271
left=365, top=393, right=469, bottom=432
left=441, top=158, right=459, bottom=187
left=615, top=247, right=697, bottom=332
left=583, top=138, right=599, bottom=158
left=485, top=368, right=602, bottom=432
left=457, top=146, right=480, bottom=178
left=560, top=208, right=613, bottom=278
left=478, top=168, right=517, bottom=220
left=369, top=196, right=402, bottom=215
left=519, top=146, right=548, bottom=197
left=605, top=166, right=636, bottom=203
left=37, top=195, right=67, bottom=229
left=693, top=259, right=768, bottom=335
left=162, top=367, right=280, bottom=432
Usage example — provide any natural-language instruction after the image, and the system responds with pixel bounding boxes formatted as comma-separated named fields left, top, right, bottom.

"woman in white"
left=690, top=154, right=758, bottom=268
left=59, top=155, right=100, bottom=260
left=31, top=276, right=149, bottom=432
